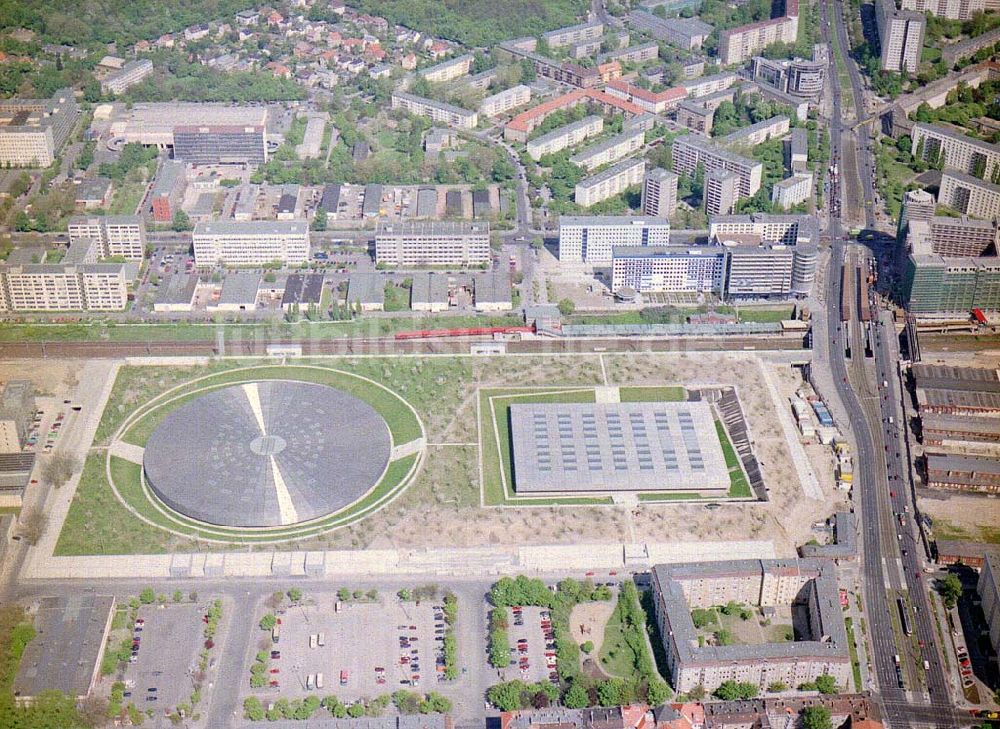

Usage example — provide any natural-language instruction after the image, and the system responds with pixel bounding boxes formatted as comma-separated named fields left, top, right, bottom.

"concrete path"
left=391, top=437, right=425, bottom=460
left=109, top=440, right=144, bottom=465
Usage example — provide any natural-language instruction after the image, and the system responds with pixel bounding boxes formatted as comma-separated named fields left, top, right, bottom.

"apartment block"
left=375, top=221, right=490, bottom=267
left=924, top=215, right=1000, bottom=257
left=672, top=135, right=763, bottom=198
left=543, top=21, right=604, bottom=48
left=526, top=115, right=603, bottom=161
left=717, top=115, right=790, bottom=148
left=149, top=160, right=186, bottom=223
left=478, top=85, right=531, bottom=118
left=391, top=92, right=478, bottom=130
left=876, top=0, right=925, bottom=73
left=772, top=174, right=813, bottom=209
left=173, top=125, right=267, bottom=166
left=938, top=168, right=1000, bottom=220
left=100, top=59, right=153, bottom=95
left=901, top=0, right=984, bottom=19
left=642, top=167, right=679, bottom=218
left=604, top=79, right=687, bottom=114
left=558, top=215, right=671, bottom=264
left=0, top=89, right=80, bottom=167
left=597, top=41, right=660, bottom=66
left=68, top=215, right=147, bottom=261
left=626, top=11, right=713, bottom=49
left=980, top=556, right=1000, bottom=665
left=574, top=157, right=646, bottom=207
left=682, top=72, right=740, bottom=98
left=569, top=129, right=645, bottom=171
left=611, top=245, right=725, bottom=294
left=912, top=123, right=1000, bottom=179
left=705, top=169, right=740, bottom=216
left=719, top=16, right=798, bottom=65
left=676, top=101, right=715, bottom=134
left=419, top=54, right=474, bottom=83
left=0, top=241, right=128, bottom=312
left=192, top=220, right=309, bottom=266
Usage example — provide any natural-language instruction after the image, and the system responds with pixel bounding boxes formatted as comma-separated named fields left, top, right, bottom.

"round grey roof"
left=143, top=381, right=392, bottom=528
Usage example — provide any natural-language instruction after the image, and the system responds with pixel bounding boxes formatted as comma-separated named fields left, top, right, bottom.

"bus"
left=897, top=597, right=912, bottom=636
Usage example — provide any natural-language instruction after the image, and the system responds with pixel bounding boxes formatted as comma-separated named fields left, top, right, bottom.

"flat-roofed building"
left=676, top=100, right=716, bottom=134
left=110, top=103, right=268, bottom=149
left=0, top=381, right=34, bottom=454
left=510, top=401, right=729, bottom=495
left=570, top=129, right=645, bottom=172
left=0, top=453, right=34, bottom=507
left=938, top=168, right=1000, bottom=220
left=173, top=124, right=267, bottom=166
left=705, top=169, right=740, bottom=216
left=642, top=167, right=679, bottom=218
left=0, top=89, right=80, bottom=167
left=597, top=41, right=660, bottom=66
left=73, top=177, right=113, bottom=210
left=785, top=127, right=809, bottom=173
left=527, top=115, right=604, bottom=161
left=717, top=116, right=790, bottom=149
left=575, top=157, right=646, bottom=208
left=559, top=215, right=671, bottom=264
left=149, top=160, right=186, bottom=222
left=926, top=453, right=1000, bottom=494
left=876, top=0, right=925, bottom=72
left=375, top=220, right=490, bottom=267
left=672, top=135, right=763, bottom=198
left=473, top=270, right=513, bottom=311
left=410, top=272, right=450, bottom=312
left=750, top=56, right=826, bottom=97
left=100, top=59, right=153, bottom=95
left=479, top=85, right=531, bottom=118
left=68, top=215, right=147, bottom=261
left=543, top=20, right=604, bottom=48
left=651, top=559, right=851, bottom=693
left=904, top=250, right=1000, bottom=314
left=192, top=219, right=309, bottom=266
left=627, top=11, right=712, bottom=49
left=347, top=273, right=384, bottom=311
left=208, top=272, right=260, bottom=312
left=921, top=412, right=1000, bottom=445
left=980, top=555, right=1000, bottom=663
left=419, top=54, right=474, bottom=83
left=772, top=174, right=813, bottom=209
left=13, top=595, right=116, bottom=703
left=927, top=215, right=999, bottom=257
left=612, top=245, right=725, bottom=294
left=901, top=189, right=937, bottom=233
left=683, top=72, right=740, bottom=98
left=913, top=123, right=1000, bottom=181
left=901, top=0, right=983, bottom=19
left=719, top=16, right=798, bottom=65
left=281, top=273, right=324, bottom=311
left=391, top=92, right=478, bottom=130
left=152, top=273, right=198, bottom=313
left=0, top=260, right=128, bottom=312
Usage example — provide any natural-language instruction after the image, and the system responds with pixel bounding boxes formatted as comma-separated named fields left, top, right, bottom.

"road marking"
left=243, top=382, right=267, bottom=436
left=269, top=456, right=298, bottom=526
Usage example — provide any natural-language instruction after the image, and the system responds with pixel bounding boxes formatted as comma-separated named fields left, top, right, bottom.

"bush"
left=814, top=674, right=838, bottom=695
left=767, top=681, right=788, bottom=693
left=563, top=682, right=590, bottom=708
left=288, top=588, right=302, bottom=603
left=580, top=640, right=594, bottom=654
left=139, top=587, right=155, bottom=604
left=244, top=697, right=264, bottom=721
left=259, top=613, right=276, bottom=631
left=713, top=681, right=758, bottom=700
left=691, top=608, right=716, bottom=629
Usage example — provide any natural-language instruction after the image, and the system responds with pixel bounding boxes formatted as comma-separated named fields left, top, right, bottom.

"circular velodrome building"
left=142, top=381, right=392, bottom=528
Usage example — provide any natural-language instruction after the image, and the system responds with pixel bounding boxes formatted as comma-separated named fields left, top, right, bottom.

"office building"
left=558, top=215, right=670, bottom=264
left=876, top=0, right=925, bottom=73
left=717, top=116, right=791, bottom=149
left=673, top=135, right=763, bottom=197
left=192, top=220, right=309, bottom=266
left=0, top=381, right=35, bottom=454
left=0, top=89, right=79, bottom=167
left=391, top=91, right=478, bottom=130
left=938, top=168, right=1000, bottom=220
left=375, top=221, right=490, bottom=267
left=575, top=157, right=646, bottom=208
left=68, top=215, right=147, bottom=261
left=772, top=174, right=813, bottom=209
left=749, top=56, right=826, bottom=97
left=110, top=103, right=268, bottom=149
left=418, top=54, right=473, bottom=83
left=627, top=11, right=712, bottom=49
left=149, top=160, right=186, bottom=223
left=913, top=123, right=1000, bottom=179
left=900, top=188, right=936, bottom=237
left=597, top=41, right=660, bottom=66
left=904, top=251, right=1000, bottom=313
left=719, top=16, right=799, bottom=65
left=544, top=20, right=604, bottom=48
left=651, top=559, right=851, bottom=694
left=527, top=115, right=603, bottom=161
left=611, top=245, right=725, bottom=294
left=642, top=168, right=679, bottom=218
left=901, top=0, right=984, bottom=19
left=711, top=213, right=819, bottom=298
left=569, top=129, right=645, bottom=172
left=705, top=169, right=740, bottom=215
left=100, top=59, right=153, bottom=95
left=913, top=216, right=1000, bottom=257
left=980, top=555, right=1000, bottom=665
left=479, top=85, right=531, bottom=118
left=604, top=79, right=688, bottom=114
left=172, top=125, right=267, bottom=166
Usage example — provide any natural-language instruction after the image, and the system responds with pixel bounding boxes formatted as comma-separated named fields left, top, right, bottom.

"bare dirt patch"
left=569, top=600, right=616, bottom=657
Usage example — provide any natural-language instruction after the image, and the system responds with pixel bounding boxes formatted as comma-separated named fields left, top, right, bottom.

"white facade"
left=876, top=0, right=925, bottom=73
left=611, top=246, right=725, bottom=293
left=558, top=215, right=670, bottom=264
left=478, top=85, right=531, bottom=117
left=938, top=168, right=1000, bottom=219
left=526, top=115, right=603, bottom=161
left=569, top=129, right=645, bottom=171
left=575, top=157, right=646, bottom=208
left=193, top=220, right=309, bottom=266
left=375, top=221, right=490, bottom=266
left=391, top=92, right=478, bottom=130
left=68, top=215, right=147, bottom=261
left=901, top=0, right=983, bottom=19
left=771, top=173, right=813, bottom=209
left=642, top=167, right=679, bottom=218
left=0, top=264, right=128, bottom=311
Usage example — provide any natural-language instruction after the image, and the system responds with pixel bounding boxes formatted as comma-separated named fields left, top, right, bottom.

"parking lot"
left=122, top=604, right=205, bottom=725
left=260, top=594, right=455, bottom=700
left=500, top=606, right=558, bottom=686
left=23, top=397, right=76, bottom=454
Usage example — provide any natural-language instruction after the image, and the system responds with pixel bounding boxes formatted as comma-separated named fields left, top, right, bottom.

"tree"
left=171, top=209, right=192, bottom=232
left=814, top=674, right=838, bottom=695
left=338, top=587, right=351, bottom=601
left=646, top=679, right=671, bottom=706
left=938, top=574, right=963, bottom=608
left=16, top=508, right=48, bottom=546
left=557, top=298, right=575, bottom=316
left=597, top=678, right=628, bottom=707
left=580, top=640, right=594, bottom=654
left=139, top=587, right=155, bottom=604
left=530, top=236, right=543, bottom=250
left=312, top=208, right=328, bottom=231
left=563, top=682, right=590, bottom=709
left=714, top=681, right=758, bottom=700
left=259, top=613, right=277, bottom=631
left=244, top=696, right=265, bottom=721
left=801, top=706, right=832, bottom=729
left=767, top=681, right=788, bottom=693
left=41, top=453, right=79, bottom=489
left=173, top=589, right=183, bottom=603
left=487, top=681, right=527, bottom=711
left=288, top=588, right=303, bottom=603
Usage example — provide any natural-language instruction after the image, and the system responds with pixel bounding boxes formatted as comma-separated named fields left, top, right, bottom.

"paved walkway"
left=391, top=437, right=425, bottom=460
left=758, top=359, right=825, bottom=500
left=109, top=440, right=144, bottom=465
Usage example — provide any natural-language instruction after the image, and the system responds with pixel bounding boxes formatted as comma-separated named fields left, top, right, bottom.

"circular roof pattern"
left=143, top=381, right=392, bottom=528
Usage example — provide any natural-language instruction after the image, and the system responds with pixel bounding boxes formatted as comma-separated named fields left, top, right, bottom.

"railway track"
left=0, top=335, right=807, bottom=359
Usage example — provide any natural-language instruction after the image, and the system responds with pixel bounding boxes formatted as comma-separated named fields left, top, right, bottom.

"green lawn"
left=715, top=419, right=753, bottom=498
left=383, top=283, right=411, bottom=312
left=618, top=386, right=686, bottom=402
left=597, top=583, right=660, bottom=683
left=845, top=617, right=864, bottom=692
left=736, top=307, right=794, bottom=323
